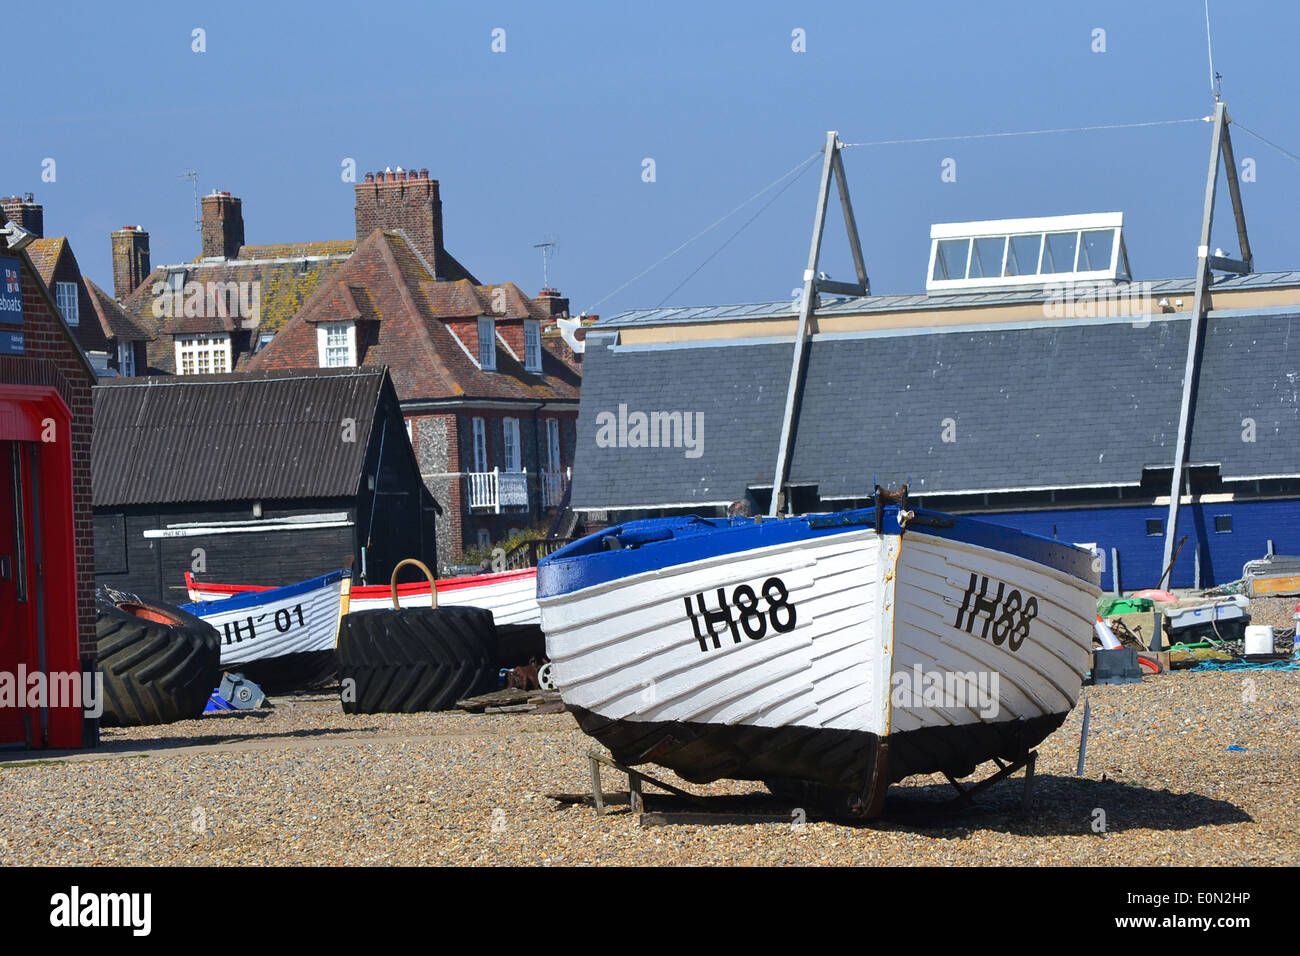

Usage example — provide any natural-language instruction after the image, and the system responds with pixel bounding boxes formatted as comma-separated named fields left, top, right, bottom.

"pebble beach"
left=0, top=663, right=1295, bottom=866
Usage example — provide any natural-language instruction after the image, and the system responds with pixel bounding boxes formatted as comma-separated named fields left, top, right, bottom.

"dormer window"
left=478, top=316, right=496, bottom=370
left=176, top=334, right=231, bottom=375
left=56, top=282, right=79, bottom=326
left=524, top=319, right=542, bottom=373
left=317, top=321, right=356, bottom=368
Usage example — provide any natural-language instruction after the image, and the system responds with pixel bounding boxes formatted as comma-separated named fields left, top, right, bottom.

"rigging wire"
left=1230, top=120, right=1300, bottom=168
left=839, top=117, right=1205, bottom=149
left=581, top=149, right=822, bottom=315
left=656, top=157, right=820, bottom=306
left=1205, top=0, right=1217, bottom=99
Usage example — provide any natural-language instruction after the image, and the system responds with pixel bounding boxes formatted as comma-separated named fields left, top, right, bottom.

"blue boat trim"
left=537, top=507, right=1095, bottom=598
left=180, top=568, right=349, bottom=616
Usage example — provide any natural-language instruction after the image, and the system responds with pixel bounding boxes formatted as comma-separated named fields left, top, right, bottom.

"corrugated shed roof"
left=92, top=368, right=388, bottom=506
left=602, top=271, right=1300, bottom=328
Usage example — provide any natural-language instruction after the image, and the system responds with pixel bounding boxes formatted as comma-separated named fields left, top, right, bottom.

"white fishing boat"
left=537, top=131, right=1101, bottom=816
left=179, top=568, right=352, bottom=691
left=537, top=506, right=1099, bottom=815
left=185, top=567, right=540, bottom=627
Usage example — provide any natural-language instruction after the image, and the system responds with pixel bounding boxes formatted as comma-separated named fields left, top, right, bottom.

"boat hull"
left=186, top=567, right=540, bottom=627
left=180, top=570, right=350, bottom=686
left=537, top=508, right=1099, bottom=810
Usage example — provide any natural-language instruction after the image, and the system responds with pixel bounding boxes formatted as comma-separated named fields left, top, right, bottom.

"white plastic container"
left=1244, top=625, right=1275, bottom=656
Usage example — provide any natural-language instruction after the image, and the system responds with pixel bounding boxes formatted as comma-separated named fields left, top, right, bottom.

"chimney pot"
left=364, top=172, right=375, bottom=183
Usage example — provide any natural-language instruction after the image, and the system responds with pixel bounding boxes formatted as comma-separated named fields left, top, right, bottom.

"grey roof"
left=93, top=368, right=390, bottom=507
left=602, top=270, right=1300, bottom=329
left=569, top=310, right=1300, bottom=510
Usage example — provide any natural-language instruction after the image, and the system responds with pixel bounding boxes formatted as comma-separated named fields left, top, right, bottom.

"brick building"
left=2, top=195, right=148, bottom=378
left=247, top=168, right=584, bottom=564
left=117, top=192, right=355, bottom=373
left=0, top=205, right=97, bottom=748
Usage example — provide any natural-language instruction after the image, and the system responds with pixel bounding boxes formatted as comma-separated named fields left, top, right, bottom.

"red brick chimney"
left=201, top=191, right=245, bottom=259
left=354, top=167, right=444, bottom=270
left=111, top=226, right=151, bottom=300
left=535, top=287, right=569, bottom=318
left=1, top=193, right=43, bottom=238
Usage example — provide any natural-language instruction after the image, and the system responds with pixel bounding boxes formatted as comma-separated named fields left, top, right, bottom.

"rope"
left=582, top=150, right=823, bottom=315
left=1229, top=120, right=1300, bottom=167
left=839, top=117, right=1205, bottom=149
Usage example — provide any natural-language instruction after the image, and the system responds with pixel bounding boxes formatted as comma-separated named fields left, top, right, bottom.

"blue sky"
left=8, top=1, right=1299, bottom=316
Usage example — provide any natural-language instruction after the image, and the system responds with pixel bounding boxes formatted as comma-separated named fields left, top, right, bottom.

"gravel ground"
left=0, top=667, right=1295, bottom=866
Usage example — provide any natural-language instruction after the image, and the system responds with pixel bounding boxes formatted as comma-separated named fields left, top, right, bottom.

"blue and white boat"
left=180, top=568, right=352, bottom=692
left=537, top=505, right=1100, bottom=816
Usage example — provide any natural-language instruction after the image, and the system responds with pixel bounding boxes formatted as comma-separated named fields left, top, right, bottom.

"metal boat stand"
left=581, top=752, right=793, bottom=827
left=941, top=750, right=1037, bottom=813
left=586, top=751, right=716, bottom=816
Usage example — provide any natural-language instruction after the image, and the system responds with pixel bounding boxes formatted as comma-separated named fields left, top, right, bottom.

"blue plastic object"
left=204, top=691, right=236, bottom=713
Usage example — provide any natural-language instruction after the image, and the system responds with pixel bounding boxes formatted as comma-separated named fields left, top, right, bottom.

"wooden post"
left=1110, top=547, right=1120, bottom=596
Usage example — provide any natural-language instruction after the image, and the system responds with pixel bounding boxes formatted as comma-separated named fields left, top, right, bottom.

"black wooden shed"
left=92, top=367, right=439, bottom=602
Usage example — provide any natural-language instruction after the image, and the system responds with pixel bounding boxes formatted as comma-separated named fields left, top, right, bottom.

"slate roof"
left=247, top=229, right=581, bottom=404
left=121, top=244, right=356, bottom=372
left=568, top=310, right=1300, bottom=510
left=92, top=367, right=392, bottom=507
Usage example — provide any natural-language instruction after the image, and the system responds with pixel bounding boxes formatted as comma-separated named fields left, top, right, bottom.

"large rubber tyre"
left=337, top=606, right=498, bottom=714
left=95, top=588, right=221, bottom=727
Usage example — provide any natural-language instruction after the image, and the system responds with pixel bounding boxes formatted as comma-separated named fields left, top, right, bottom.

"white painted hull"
left=539, top=516, right=1099, bottom=802
left=184, top=575, right=347, bottom=668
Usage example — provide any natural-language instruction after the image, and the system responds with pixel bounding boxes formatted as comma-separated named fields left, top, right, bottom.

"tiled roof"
left=25, top=237, right=65, bottom=285
left=122, top=246, right=353, bottom=372
left=84, top=278, right=150, bottom=342
left=247, top=230, right=580, bottom=404
left=235, top=240, right=357, bottom=260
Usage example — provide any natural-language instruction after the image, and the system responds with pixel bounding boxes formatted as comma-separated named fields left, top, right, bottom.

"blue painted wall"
left=969, top=499, right=1300, bottom=591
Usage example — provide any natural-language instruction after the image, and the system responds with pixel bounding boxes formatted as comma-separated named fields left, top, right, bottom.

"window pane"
left=478, top=317, right=496, bottom=369
left=472, top=417, right=487, bottom=472
left=1042, top=232, right=1078, bottom=274
left=503, top=418, right=519, bottom=471
left=933, top=238, right=970, bottom=281
left=1078, top=229, right=1115, bottom=271
left=970, top=237, right=1006, bottom=279
left=1005, top=235, right=1042, bottom=276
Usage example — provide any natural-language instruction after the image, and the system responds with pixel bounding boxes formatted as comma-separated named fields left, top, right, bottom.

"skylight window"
left=926, top=213, right=1129, bottom=292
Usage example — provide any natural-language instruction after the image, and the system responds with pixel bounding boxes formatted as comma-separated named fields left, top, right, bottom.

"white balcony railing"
left=466, top=468, right=529, bottom=514
left=541, top=467, right=571, bottom=509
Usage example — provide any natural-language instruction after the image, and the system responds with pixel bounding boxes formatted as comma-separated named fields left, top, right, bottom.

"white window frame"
left=546, top=418, right=561, bottom=472
left=471, top=417, right=488, bottom=473
left=524, top=319, right=542, bottom=372
left=478, top=316, right=496, bottom=370
left=175, top=334, right=231, bottom=375
left=926, top=212, right=1127, bottom=292
left=502, top=417, right=521, bottom=472
left=117, top=341, right=135, bottom=378
left=56, top=281, right=79, bottom=326
left=316, top=321, right=356, bottom=368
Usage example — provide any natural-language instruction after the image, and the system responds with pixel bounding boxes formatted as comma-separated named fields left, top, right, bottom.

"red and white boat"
left=185, top=567, right=541, bottom=627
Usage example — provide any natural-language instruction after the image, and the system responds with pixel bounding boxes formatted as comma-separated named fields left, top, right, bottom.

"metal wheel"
left=537, top=662, right=556, bottom=690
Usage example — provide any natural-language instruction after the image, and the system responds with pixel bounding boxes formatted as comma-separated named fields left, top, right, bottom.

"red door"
left=0, top=440, right=35, bottom=747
